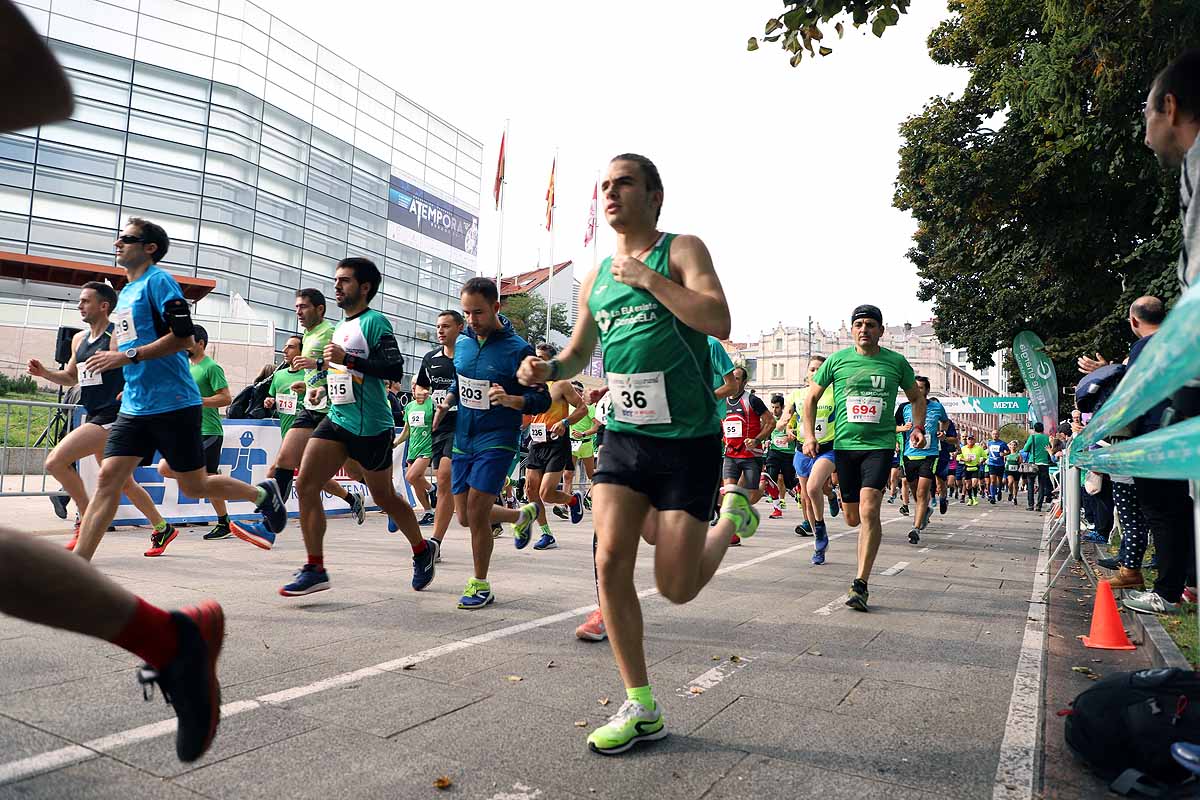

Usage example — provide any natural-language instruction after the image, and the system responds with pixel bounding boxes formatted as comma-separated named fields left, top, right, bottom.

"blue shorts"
left=452, top=448, right=515, bottom=497
left=936, top=452, right=951, bottom=479
left=793, top=449, right=836, bottom=479
left=954, top=463, right=967, bottom=479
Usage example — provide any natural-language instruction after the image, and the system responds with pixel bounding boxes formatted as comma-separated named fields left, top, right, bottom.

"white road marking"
left=918, top=547, right=932, bottom=553
left=812, top=594, right=849, bottom=616
left=879, top=561, right=909, bottom=577
left=488, top=782, right=544, bottom=800
left=675, top=655, right=754, bottom=699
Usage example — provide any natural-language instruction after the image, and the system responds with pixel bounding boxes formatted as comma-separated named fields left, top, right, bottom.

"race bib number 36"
left=458, top=375, right=490, bottom=411
left=846, top=395, right=882, bottom=424
left=608, top=372, right=671, bottom=426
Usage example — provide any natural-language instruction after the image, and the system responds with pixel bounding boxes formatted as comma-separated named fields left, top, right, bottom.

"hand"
left=587, top=387, right=608, bottom=405
left=910, top=429, right=927, bottom=450
left=290, top=381, right=306, bottom=394
left=307, top=387, right=325, bottom=408
left=264, top=396, right=276, bottom=409
left=802, top=440, right=818, bottom=458
left=27, top=359, right=47, bottom=378
left=323, top=343, right=346, bottom=366
left=786, top=430, right=796, bottom=443
left=432, top=405, right=446, bottom=430
left=1077, top=352, right=1108, bottom=375
left=609, top=254, right=656, bottom=290
left=1072, top=421, right=1084, bottom=435
left=393, top=436, right=404, bottom=448
left=85, top=350, right=130, bottom=374
left=517, top=355, right=551, bottom=387
left=489, top=383, right=521, bottom=410
left=292, top=356, right=318, bottom=371
left=900, top=423, right=914, bottom=432
left=550, top=421, right=567, bottom=439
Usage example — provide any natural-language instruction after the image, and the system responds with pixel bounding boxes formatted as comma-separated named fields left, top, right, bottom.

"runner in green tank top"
left=762, top=394, right=798, bottom=520
left=516, top=153, right=755, bottom=756
left=779, top=356, right=842, bottom=548
left=394, top=384, right=435, bottom=524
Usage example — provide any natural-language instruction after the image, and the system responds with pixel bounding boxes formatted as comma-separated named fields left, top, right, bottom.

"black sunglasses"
left=117, top=234, right=145, bottom=244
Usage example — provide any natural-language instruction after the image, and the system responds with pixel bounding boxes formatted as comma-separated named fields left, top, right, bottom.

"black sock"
left=274, top=467, right=294, bottom=498
left=217, top=514, right=229, bottom=526
left=592, top=533, right=599, bottom=604
left=345, top=493, right=358, bottom=507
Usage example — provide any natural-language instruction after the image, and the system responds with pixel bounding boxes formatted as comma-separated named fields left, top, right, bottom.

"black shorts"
left=593, top=430, right=722, bottom=522
left=764, top=450, right=798, bottom=489
left=594, top=426, right=605, bottom=450
left=291, top=407, right=325, bottom=431
left=104, top=406, right=205, bottom=474
left=834, top=448, right=893, bottom=504
left=84, top=408, right=119, bottom=429
left=722, top=456, right=763, bottom=486
left=202, top=435, right=223, bottom=474
left=525, top=436, right=571, bottom=474
left=431, top=429, right=454, bottom=469
left=988, top=464, right=1005, bottom=477
left=311, top=418, right=393, bottom=472
left=903, top=455, right=936, bottom=484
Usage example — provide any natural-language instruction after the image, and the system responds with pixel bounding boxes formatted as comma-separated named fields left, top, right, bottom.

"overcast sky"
left=258, top=0, right=967, bottom=342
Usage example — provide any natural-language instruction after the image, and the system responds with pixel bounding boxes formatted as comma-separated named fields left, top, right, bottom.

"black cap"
left=851, top=304, right=883, bottom=324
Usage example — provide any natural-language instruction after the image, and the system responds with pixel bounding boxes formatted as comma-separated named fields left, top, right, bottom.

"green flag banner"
left=1012, top=331, right=1059, bottom=435
left=939, top=396, right=1030, bottom=415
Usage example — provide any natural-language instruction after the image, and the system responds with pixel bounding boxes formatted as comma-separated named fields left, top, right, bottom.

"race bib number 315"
left=608, top=372, right=671, bottom=426
left=845, top=395, right=882, bottom=424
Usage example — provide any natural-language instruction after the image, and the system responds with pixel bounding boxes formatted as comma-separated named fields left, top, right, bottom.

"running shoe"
left=255, top=479, right=287, bottom=534
left=576, top=609, right=607, bottom=641
left=552, top=505, right=569, bottom=520
left=412, top=540, right=436, bottom=591
left=584, top=494, right=592, bottom=511
left=512, top=503, right=537, bottom=549
left=387, top=514, right=399, bottom=533
left=429, top=537, right=442, bottom=564
left=279, top=564, right=330, bottom=596
left=961, top=496, right=967, bottom=504
left=828, top=492, right=840, bottom=518
left=587, top=699, right=666, bottom=755
left=533, top=532, right=557, bottom=550
left=417, top=510, right=435, bottom=526
left=769, top=508, right=783, bottom=519
left=1097, top=557, right=1120, bottom=570
left=202, top=522, right=231, bottom=541
left=795, top=520, right=813, bottom=537
left=348, top=493, right=366, bottom=525
left=908, top=527, right=920, bottom=545
left=50, top=492, right=69, bottom=520
left=988, top=495, right=996, bottom=505
left=491, top=523, right=504, bottom=538
left=1171, top=742, right=1200, bottom=776
left=1184, top=587, right=1198, bottom=605
left=1123, top=591, right=1179, bottom=615
left=887, top=493, right=895, bottom=504
left=729, top=534, right=742, bottom=547
left=899, top=504, right=910, bottom=516
left=570, top=491, right=585, bottom=524
left=65, top=517, right=81, bottom=551
left=719, top=487, right=759, bottom=539
left=812, top=522, right=828, bottom=566
left=230, top=520, right=276, bottom=551
left=145, top=524, right=179, bottom=557
left=939, top=496, right=948, bottom=515
left=1082, top=531, right=1108, bottom=544
left=135, top=600, right=224, bottom=762
left=846, top=579, right=869, bottom=612
left=811, top=549, right=826, bottom=566
left=458, top=577, right=494, bottom=609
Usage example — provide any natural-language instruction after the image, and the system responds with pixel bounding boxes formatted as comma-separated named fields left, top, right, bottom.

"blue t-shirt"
left=940, top=420, right=959, bottom=457
left=112, top=266, right=202, bottom=416
left=902, top=398, right=948, bottom=458
left=986, top=439, right=1010, bottom=466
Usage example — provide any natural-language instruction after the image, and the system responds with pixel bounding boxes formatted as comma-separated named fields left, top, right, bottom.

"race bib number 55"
left=608, top=372, right=671, bottom=426
left=846, top=396, right=882, bottom=424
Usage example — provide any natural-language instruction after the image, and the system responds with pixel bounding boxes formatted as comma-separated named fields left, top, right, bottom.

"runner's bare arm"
left=903, top=384, right=927, bottom=450
left=518, top=270, right=600, bottom=385
left=609, top=234, right=730, bottom=339
left=801, top=381, right=825, bottom=454
left=0, top=0, right=74, bottom=132
left=87, top=329, right=193, bottom=374
left=28, top=331, right=83, bottom=386
left=202, top=387, right=232, bottom=409
left=714, top=370, right=738, bottom=400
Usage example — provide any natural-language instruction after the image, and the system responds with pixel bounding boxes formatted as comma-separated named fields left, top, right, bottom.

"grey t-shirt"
left=1180, top=132, right=1200, bottom=292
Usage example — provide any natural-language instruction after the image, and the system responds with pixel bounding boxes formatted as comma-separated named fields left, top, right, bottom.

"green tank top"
left=588, top=233, right=717, bottom=440
left=302, top=320, right=336, bottom=411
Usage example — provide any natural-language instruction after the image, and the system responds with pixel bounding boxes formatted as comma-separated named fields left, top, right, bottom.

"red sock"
left=307, top=554, right=324, bottom=569
left=569, top=493, right=579, bottom=507
left=110, top=597, right=178, bottom=670
left=764, top=482, right=779, bottom=501
left=412, top=539, right=428, bottom=556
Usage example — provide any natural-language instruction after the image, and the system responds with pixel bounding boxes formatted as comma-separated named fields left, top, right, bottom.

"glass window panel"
left=260, top=149, right=305, bottom=183
left=395, top=94, right=427, bottom=127
left=35, top=167, right=120, bottom=204
left=456, top=150, right=482, bottom=177
left=197, top=242, right=249, bottom=274
left=201, top=196, right=253, bottom=230
left=0, top=134, right=35, bottom=164
left=300, top=269, right=329, bottom=294
left=39, top=119, right=126, bottom=154
left=252, top=234, right=300, bottom=267
left=131, top=85, right=208, bottom=125
left=354, top=132, right=389, bottom=163
left=264, top=82, right=312, bottom=124
left=0, top=159, right=34, bottom=190
left=426, top=134, right=454, bottom=161
left=424, top=168, right=453, bottom=196
left=427, top=116, right=455, bottom=144
left=129, top=110, right=206, bottom=148
left=235, top=66, right=265, bottom=100
left=303, top=229, right=345, bottom=260
left=355, top=113, right=390, bottom=149
left=308, top=147, right=350, bottom=182
left=349, top=184, right=386, bottom=218
left=49, top=40, right=131, bottom=82
left=392, top=115, right=424, bottom=146
left=205, top=150, right=258, bottom=185
left=455, top=181, right=479, bottom=207
left=316, top=47, right=356, bottom=85
left=48, top=15, right=135, bottom=59
left=209, top=105, right=260, bottom=141
left=137, top=17, right=215, bottom=58
left=249, top=257, right=299, bottom=288
left=310, top=125, right=353, bottom=162
left=261, top=125, right=307, bottom=163
left=208, top=128, right=259, bottom=163
left=302, top=249, right=337, bottom=277
left=392, top=281, right=415, bottom=302
left=0, top=211, right=29, bottom=241
left=390, top=151, right=422, bottom=182
left=311, top=110, right=353, bottom=147
left=348, top=203, right=384, bottom=236
left=254, top=190, right=303, bottom=225
left=134, top=40, right=213, bottom=81
left=306, top=188, right=347, bottom=220
left=426, top=151, right=454, bottom=179
left=258, top=169, right=304, bottom=204
left=263, top=103, right=309, bottom=142
left=357, top=72, right=391, bottom=108
left=199, top=220, right=251, bottom=251
left=249, top=278, right=297, bottom=309
left=347, top=224, right=384, bottom=257
left=315, top=68, right=354, bottom=104
left=270, top=19, right=316, bottom=60
left=241, top=0, right=269, bottom=33
left=383, top=258, right=402, bottom=280
left=196, top=266, right=248, bottom=297
left=142, top=0, right=216, bottom=32
left=459, top=136, right=483, bottom=162
left=17, top=3, right=49, bottom=35
left=160, top=238, right=197, bottom=266
left=307, top=169, right=349, bottom=203
left=267, top=40, right=315, bottom=83
left=393, top=132, right=426, bottom=162
left=32, top=191, right=117, bottom=228
left=357, top=93, right=391, bottom=128
left=51, top=0, right=138, bottom=32
left=211, top=82, right=263, bottom=117
left=38, top=140, right=124, bottom=178
left=253, top=211, right=302, bottom=247
left=121, top=206, right=197, bottom=241
left=351, top=168, right=387, bottom=198
left=27, top=241, right=113, bottom=266
left=430, top=275, right=448, bottom=295
left=235, top=42, right=267, bottom=74
left=352, top=149, right=388, bottom=181
left=64, top=69, right=129, bottom=107
left=302, top=207, right=345, bottom=239
left=202, top=173, right=256, bottom=207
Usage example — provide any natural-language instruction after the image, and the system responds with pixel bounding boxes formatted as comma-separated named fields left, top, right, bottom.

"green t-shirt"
left=404, top=397, right=434, bottom=458
left=811, top=346, right=916, bottom=451
left=571, top=404, right=597, bottom=442
left=327, top=309, right=396, bottom=437
left=960, top=443, right=987, bottom=467
left=1004, top=452, right=1020, bottom=469
left=1023, top=432, right=1053, bottom=465
left=268, top=367, right=304, bottom=438
left=787, top=386, right=835, bottom=445
left=189, top=355, right=228, bottom=436
left=301, top=320, right=336, bottom=411
left=768, top=426, right=796, bottom=454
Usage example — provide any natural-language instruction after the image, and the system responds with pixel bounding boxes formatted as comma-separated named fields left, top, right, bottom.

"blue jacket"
left=450, top=315, right=550, bottom=455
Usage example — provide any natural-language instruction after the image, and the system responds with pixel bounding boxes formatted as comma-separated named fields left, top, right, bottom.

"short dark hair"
left=1152, top=50, right=1200, bottom=120
left=337, top=257, right=381, bottom=302
left=127, top=216, right=169, bottom=263
left=285, top=334, right=303, bottom=346
left=438, top=309, right=464, bottom=326
left=193, top=324, right=209, bottom=346
left=81, top=280, right=117, bottom=312
left=732, top=366, right=749, bottom=382
left=296, top=288, right=326, bottom=314
left=1131, top=296, right=1167, bottom=325
left=611, top=153, right=664, bottom=222
left=770, top=394, right=785, bottom=405
left=1033, top=421, right=1044, bottom=433
left=537, top=342, right=558, bottom=357
left=915, top=375, right=931, bottom=392
left=461, top=276, right=499, bottom=304
left=809, top=354, right=827, bottom=364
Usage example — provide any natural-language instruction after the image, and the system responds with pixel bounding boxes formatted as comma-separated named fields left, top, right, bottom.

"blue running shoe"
left=1082, top=531, right=1108, bottom=544
left=533, top=532, right=557, bottom=550
left=814, top=522, right=829, bottom=555
left=828, top=492, right=840, bottom=518
left=255, top=480, right=287, bottom=534
left=348, top=493, right=365, bottom=525
left=387, top=514, right=399, bottom=533
left=417, top=510, right=435, bottom=526
left=458, top=577, right=494, bottom=609
left=811, top=549, right=826, bottom=566
left=412, top=539, right=435, bottom=591
left=231, top=520, right=276, bottom=551
left=513, top=503, right=536, bottom=550
left=569, top=491, right=585, bottom=524
left=279, top=564, right=329, bottom=596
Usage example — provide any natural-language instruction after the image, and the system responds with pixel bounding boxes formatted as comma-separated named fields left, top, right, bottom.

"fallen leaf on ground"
left=711, top=655, right=720, bottom=661
left=809, top=650, right=822, bottom=656
left=574, top=720, right=588, bottom=727
left=402, top=663, right=416, bottom=670
left=1072, top=666, right=1101, bottom=680
left=598, top=697, right=610, bottom=706
left=689, top=686, right=705, bottom=694
left=546, top=660, right=556, bottom=668
left=730, top=655, right=742, bottom=663
left=506, top=675, right=523, bottom=682
left=433, top=776, right=453, bottom=790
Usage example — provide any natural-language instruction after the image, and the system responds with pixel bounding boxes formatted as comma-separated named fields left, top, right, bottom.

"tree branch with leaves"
left=748, top=0, right=912, bottom=65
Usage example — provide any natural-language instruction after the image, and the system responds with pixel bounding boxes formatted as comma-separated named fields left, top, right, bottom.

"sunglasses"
left=117, top=234, right=145, bottom=244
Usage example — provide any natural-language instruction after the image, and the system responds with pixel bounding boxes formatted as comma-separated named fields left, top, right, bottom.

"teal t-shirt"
left=327, top=309, right=397, bottom=437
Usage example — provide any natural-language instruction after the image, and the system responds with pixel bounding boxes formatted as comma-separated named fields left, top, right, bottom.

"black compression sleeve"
left=348, top=333, right=405, bottom=381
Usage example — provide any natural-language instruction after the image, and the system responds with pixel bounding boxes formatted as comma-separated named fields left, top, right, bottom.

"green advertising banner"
left=1012, top=331, right=1059, bottom=435
left=939, top=396, right=1030, bottom=415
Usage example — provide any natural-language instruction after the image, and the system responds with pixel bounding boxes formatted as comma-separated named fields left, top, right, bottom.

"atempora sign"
left=939, top=396, right=1030, bottom=415
left=1012, top=330, right=1059, bottom=435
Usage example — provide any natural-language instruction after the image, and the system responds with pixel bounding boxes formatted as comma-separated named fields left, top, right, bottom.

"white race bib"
left=408, top=410, right=426, bottom=428
left=571, top=438, right=583, bottom=455
left=608, top=372, right=671, bottom=426
left=530, top=422, right=548, bottom=443
left=814, top=418, right=828, bottom=438
left=771, top=431, right=788, bottom=448
left=78, top=366, right=102, bottom=387
left=458, top=375, right=490, bottom=411
left=845, top=395, right=882, bottom=424
left=327, top=370, right=355, bottom=405
left=275, top=393, right=297, bottom=416
left=112, top=310, right=137, bottom=346
left=432, top=389, right=458, bottom=412
left=723, top=418, right=743, bottom=439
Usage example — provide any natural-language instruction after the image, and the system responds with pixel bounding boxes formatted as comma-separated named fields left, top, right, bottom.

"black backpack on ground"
left=1064, top=668, right=1200, bottom=796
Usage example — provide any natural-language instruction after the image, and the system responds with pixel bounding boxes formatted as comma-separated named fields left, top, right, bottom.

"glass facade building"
left=2, top=0, right=482, bottom=366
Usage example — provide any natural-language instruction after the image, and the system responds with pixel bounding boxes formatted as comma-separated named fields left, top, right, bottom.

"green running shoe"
left=512, top=503, right=537, bottom=549
left=587, top=699, right=667, bottom=755
left=846, top=579, right=869, bottom=612
left=719, top=487, right=759, bottom=539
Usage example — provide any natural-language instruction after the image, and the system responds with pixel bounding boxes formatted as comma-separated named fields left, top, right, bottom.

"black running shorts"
left=525, top=436, right=571, bottom=473
left=202, top=435, right=223, bottom=475
left=311, top=417, right=393, bottom=472
left=764, top=450, right=798, bottom=489
left=291, top=408, right=325, bottom=431
left=431, top=429, right=454, bottom=469
left=593, top=430, right=722, bottom=522
left=104, top=406, right=205, bottom=474
left=834, top=448, right=893, bottom=504
left=903, top=455, right=936, bottom=484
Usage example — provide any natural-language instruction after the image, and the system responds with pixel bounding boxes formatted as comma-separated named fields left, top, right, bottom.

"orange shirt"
left=525, top=382, right=569, bottom=428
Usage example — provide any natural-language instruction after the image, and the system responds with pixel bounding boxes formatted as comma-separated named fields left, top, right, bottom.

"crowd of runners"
left=2, top=10, right=1198, bottom=772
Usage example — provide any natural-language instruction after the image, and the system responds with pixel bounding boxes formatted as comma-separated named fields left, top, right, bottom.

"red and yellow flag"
left=493, top=131, right=505, bottom=210
left=545, top=157, right=556, bottom=231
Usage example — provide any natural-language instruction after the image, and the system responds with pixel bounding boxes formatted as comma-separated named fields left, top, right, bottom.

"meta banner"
left=387, top=176, right=479, bottom=257
left=1012, top=330, right=1059, bottom=435
left=939, top=396, right=1030, bottom=415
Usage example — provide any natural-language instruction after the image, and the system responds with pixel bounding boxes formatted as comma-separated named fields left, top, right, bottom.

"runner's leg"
left=405, top=456, right=431, bottom=510
left=44, top=423, right=107, bottom=517
left=74, top=455, right=141, bottom=560
left=855, top=488, right=885, bottom=581
left=432, top=457, right=454, bottom=543
left=292, top=438, right=346, bottom=561
left=593, top=483, right=653, bottom=688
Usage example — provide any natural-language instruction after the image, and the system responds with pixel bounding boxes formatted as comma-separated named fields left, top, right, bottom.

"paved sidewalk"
left=0, top=496, right=1046, bottom=799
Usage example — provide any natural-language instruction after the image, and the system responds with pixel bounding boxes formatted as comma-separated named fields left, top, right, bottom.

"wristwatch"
left=124, top=347, right=139, bottom=364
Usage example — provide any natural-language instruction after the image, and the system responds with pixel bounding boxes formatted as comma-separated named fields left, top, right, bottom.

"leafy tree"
left=748, top=1, right=912, bottom=65
left=500, top=293, right=572, bottom=344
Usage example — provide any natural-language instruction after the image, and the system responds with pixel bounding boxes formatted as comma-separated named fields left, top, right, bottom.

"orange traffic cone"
left=1081, top=581, right=1136, bottom=651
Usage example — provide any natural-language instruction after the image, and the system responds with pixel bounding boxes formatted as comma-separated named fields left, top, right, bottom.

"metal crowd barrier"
left=0, top=398, right=78, bottom=499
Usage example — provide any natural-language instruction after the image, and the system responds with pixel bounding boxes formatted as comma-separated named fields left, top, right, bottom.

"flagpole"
left=546, top=149, right=557, bottom=344
left=591, top=171, right=600, bottom=274
left=494, top=119, right=508, bottom=287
